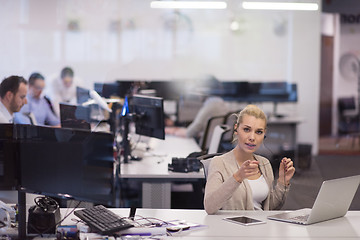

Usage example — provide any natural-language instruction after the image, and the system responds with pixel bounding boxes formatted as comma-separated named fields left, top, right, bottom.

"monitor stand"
left=18, top=191, right=26, bottom=239
left=272, top=102, right=286, bottom=118
left=121, top=113, right=142, bottom=164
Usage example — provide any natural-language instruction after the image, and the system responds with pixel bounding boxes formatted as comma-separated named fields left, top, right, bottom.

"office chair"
left=198, top=153, right=222, bottom=181
left=336, top=97, right=360, bottom=148
left=199, top=115, right=227, bottom=152
left=219, top=111, right=241, bottom=152
left=208, top=124, right=231, bottom=154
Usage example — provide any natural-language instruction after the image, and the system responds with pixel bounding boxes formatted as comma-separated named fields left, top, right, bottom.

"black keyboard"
left=74, top=205, right=134, bottom=235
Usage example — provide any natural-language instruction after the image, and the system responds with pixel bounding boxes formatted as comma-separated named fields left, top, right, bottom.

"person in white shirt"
left=46, top=67, right=84, bottom=116
left=0, top=75, right=28, bottom=203
left=0, top=76, right=28, bottom=123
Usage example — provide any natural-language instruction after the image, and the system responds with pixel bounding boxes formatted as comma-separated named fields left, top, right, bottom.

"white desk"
left=56, top=208, right=360, bottom=240
left=121, top=135, right=203, bottom=208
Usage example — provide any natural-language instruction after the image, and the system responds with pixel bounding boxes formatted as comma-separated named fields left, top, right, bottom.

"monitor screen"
left=132, top=94, right=165, bottom=140
left=145, top=81, right=184, bottom=100
left=0, top=124, right=19, bottom=190
left=15, top=124, right=115, bottom=206
left=76, top=87, right=90, bottom=104
left=60, top=103, right=91, bottom=130
left=235, top=82, right=297, bottom=103
left=94, top=81, right=134, bottom=98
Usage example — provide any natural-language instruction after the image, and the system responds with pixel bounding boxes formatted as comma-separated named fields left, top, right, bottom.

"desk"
left=121, top=135, right=203, bottom=209
left=53, top=208, right=360, bottom=239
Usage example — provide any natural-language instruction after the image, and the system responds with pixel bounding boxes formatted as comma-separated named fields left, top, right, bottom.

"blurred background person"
left=165, top=76, right=229, bottom=140
left=0, top=76, right=28, bottom=123
left=45, top=66, right=84, bottom=116
left=14, top=72, right=60, bottom=127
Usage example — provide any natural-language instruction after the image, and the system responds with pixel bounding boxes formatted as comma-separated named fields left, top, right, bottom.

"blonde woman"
left=204, top=104, right=295, bottom=214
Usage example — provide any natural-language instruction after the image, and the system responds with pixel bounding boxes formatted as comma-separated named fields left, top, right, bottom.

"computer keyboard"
left=74, top=205, right=134, bottom=235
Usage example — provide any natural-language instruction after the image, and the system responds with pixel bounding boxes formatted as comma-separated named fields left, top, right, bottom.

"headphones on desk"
left=34, top=196, right=59, bottom=212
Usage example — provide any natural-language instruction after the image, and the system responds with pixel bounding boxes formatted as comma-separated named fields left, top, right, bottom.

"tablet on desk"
left=223, top=216, right=266, bottom=226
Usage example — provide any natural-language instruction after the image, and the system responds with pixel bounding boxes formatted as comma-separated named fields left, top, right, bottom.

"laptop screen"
left=60, top=103, right=91, bottom=130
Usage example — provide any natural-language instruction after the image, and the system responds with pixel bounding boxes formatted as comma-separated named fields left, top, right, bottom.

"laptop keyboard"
left=290, top=214, right=309, bottom=222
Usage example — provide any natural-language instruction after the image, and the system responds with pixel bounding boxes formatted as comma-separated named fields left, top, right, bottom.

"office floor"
left=318, top=135, right=360, bottom=155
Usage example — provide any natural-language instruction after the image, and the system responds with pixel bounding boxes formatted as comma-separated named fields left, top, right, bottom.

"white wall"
left=0, top=0, right=321, bottom=154
left=330, top=14, right=360, bottom=135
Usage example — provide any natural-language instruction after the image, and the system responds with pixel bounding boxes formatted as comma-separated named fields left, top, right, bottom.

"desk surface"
left=121, top=135, right=203, bottom=179
left=57, top=208, right=360, bottom=239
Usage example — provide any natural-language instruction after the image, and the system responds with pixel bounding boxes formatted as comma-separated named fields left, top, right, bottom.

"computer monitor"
left=94, top=81, right=134, bottom=98
left=132, top=94, right=165, bottom=140
left=76, top=86, right=90, bottom=104
left=16, top=125, right=115, bottom=206
left=121, top=95, right=165, bottom=163
left=145, top=81, right=184, bottom=100
left=60, top=103, right=91, bottom=130
left=0, top=124, right=116, bottom=238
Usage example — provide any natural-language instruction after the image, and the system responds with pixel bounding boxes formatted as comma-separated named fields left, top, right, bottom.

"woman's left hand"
left=278, top=157, right=295, bottom=186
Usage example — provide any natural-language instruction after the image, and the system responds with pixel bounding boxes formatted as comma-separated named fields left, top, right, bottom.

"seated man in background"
left=0, top=75, right=29, bottom=203
left=14, top=72, right=60, bottom=127
left=166, top=76, right=229, bottom=140
left=0, top=75, right=28, bottom=123
left=166, top=96, right=229, bottom=139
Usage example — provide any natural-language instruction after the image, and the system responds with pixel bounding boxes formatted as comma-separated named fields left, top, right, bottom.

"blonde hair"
left=232, top=104, right=267, bottom=142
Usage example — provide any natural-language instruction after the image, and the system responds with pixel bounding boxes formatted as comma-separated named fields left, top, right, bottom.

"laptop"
left=60, top=103, right=91, bottom=130
left=267, top=175, right=360, bottom=225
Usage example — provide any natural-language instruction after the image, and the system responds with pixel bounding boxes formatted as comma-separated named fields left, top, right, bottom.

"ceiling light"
left=242, top=2, right=319, bottom=11
left=150, top=1, right=227, bottom=9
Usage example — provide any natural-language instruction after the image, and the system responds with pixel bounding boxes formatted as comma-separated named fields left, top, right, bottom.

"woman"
left=204, top=104, right=295, bottom=214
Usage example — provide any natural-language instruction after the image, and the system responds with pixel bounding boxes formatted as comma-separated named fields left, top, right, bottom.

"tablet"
left=223, top=216, right=266, bottom=226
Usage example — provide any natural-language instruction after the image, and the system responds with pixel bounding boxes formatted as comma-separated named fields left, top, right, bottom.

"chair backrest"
left=337, top=97, right=360, bottom=134
left=222, top=111, right=239, bottom=142
left=198, top=153, right=222, bottom=181
left=199, top=115, right=226, bottom=152
left=208, top=124, right=231, bottom=154
left=338, top=97, right=356, bottom=114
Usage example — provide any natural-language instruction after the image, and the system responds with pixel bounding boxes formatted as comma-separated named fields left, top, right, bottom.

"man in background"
left=0, top=76, right=28, bottom=123
left=46, top=66, right=84, bottom=116
left=14, top=72, right=60, bottom=126
left=0, top=76, right=28, bottom=203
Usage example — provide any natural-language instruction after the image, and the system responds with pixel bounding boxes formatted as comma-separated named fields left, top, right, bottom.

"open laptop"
left=268, top=175, right=360, bottom=225
left=60, top=103, right=91, bottom=130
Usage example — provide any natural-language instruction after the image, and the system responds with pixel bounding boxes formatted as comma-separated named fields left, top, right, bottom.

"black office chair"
left=336, top=97, right=360, bottom=147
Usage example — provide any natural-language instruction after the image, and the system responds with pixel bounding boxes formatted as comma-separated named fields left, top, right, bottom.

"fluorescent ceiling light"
left=150, top=1, right=227, bottom=9
left=242, top=2, right=319, bottom=11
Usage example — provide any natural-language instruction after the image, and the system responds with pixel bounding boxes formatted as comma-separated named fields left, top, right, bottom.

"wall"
left=0, top=0, right=321, bottom=154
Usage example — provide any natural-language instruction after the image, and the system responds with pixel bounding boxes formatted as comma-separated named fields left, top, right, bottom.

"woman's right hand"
left=233, top=160, right=259, bottom=183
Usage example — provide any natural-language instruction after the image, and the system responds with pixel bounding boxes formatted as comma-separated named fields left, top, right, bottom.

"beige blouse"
left=204, top=149, right=289, bottom=214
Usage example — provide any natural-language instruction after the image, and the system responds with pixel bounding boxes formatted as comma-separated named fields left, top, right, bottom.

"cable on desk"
left=262, top=141, right=288, bottom=204
left=131, top=215, right=170, bottom=228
